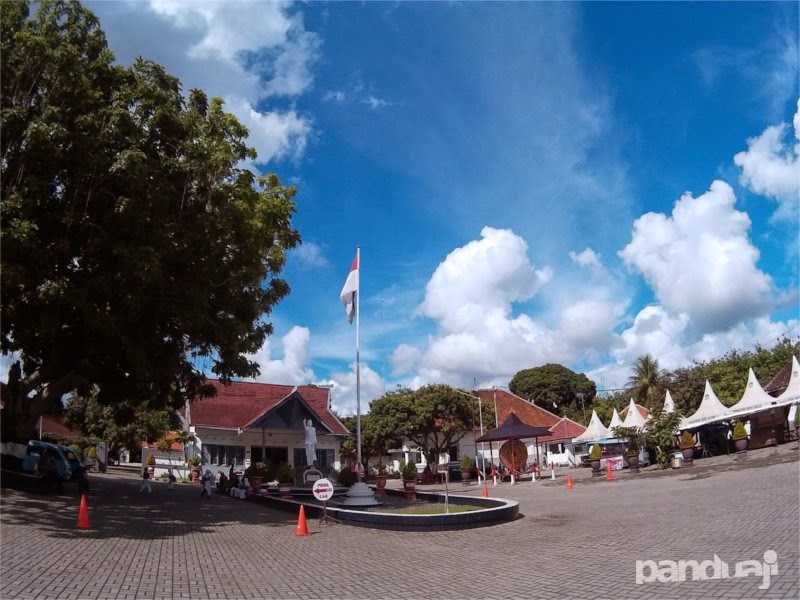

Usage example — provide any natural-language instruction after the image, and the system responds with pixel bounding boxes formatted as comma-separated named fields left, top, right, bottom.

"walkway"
left=1, top=446, right=798, bottom=599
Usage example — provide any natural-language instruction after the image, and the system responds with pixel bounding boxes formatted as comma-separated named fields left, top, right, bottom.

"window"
left=205, top=444, right=244, bottom=466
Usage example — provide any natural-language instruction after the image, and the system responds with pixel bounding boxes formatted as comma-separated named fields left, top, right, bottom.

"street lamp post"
left=576, top=392, right=586, bottom=423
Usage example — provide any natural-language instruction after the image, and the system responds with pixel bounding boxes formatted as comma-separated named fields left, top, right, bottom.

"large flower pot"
left=403, top=479, right=416, bottom=500
left=734, top=438, right=748, bottom=454
left=248, top=476, right=264, bottom=492
left=374, top=475, right=387, bottom=496
left=681, top=447, right=694, bottom=467
left=461, top=471, right=472, bottom=484
left=590, top=460, right=601, bottom=477
left=191, top=467, right=200, bottom=483
left=279, top=483, right=292, bottom=498
left=626, top=454, right=640, bottom=473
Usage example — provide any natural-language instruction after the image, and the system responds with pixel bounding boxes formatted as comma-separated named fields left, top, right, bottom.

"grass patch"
left=382, top=503, right=481, bottom=515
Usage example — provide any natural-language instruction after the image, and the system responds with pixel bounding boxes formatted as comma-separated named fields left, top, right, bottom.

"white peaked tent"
left=622, top=398, right=647, bottom=429
left=726, top=368, right=780, bottom=420
left=573, top=409, right=610, bottom=443
left=608, top=408, right=624, bottom=432
left=662, top=390, right=675, bottom=414
left=681, top=380, right=730, bottom=430
left=776, top=355, right=800, bottom=405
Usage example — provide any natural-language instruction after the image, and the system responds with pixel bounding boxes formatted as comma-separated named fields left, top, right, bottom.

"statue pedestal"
left=341, top=482, right=379, bottom=506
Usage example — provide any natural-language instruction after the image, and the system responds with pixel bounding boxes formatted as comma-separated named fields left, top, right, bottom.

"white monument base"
left=341, top=482, right=379, bottom=506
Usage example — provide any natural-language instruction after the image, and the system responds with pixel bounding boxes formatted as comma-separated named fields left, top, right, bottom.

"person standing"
left=140, top=467, right=151, bottom=493
left=167, top=469, right=176, bottom=491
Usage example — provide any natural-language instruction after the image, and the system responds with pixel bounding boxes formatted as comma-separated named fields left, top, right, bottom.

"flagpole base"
left=340, top=482, right=380, bottom=506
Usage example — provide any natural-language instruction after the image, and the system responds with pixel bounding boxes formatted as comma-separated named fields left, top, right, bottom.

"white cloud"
left=319, top=363, right=387, bottom=416
left=323, top=90, right=346, bottom=103
left=363, top=95, right=393, bottom=110
left=734, top=98, right=800, bottom=220
left=389, top=344, right=421, bottom=377
left=619, top=180, right=773, bottom=332
left=569, top=248, right=602, bottom=269
left=90, top=1, right=317, bottom=165
left=248, top=326, right=315, bottom=385
left=291, top=241, right=328, bottom=269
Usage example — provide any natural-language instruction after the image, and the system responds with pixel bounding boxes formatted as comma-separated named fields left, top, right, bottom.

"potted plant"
left=460, top=455, right=474, bottom=483
left=187, top=455, right=201, bottom=482
left=732, top=422, right=748, bottom=454
left=275, top=462, right=294, bottom=498
left=589, top=443, right=602, bottom=476
left=85, top=446, right=97, bottom=471
left=679, top=431, right=695, bottom=466
left=626, top=439, right=641, bottom=472
left=146, top=453, right=156, bottom=477
left=401, top=461, right=418, bottom=500
left=373, top=462, right=388, bottom=496
left=244, top=462, right=270, bottom=492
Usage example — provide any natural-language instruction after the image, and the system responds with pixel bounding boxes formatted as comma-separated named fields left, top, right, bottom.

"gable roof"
left=187, top=380, right=348, bottom=436
left=472, top=388, right=561, bottom=429
left=538, top=417, right=587, bottom=444
left=573, top=409, right=611, bottom=443
left=476, top=411, right=553, bottom=442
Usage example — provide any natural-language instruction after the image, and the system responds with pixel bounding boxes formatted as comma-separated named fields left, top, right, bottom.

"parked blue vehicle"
left=22, top=440, right=73, bottom=481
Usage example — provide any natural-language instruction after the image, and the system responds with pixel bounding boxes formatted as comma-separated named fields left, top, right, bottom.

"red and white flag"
left=339, top=252, right=359, bottom=323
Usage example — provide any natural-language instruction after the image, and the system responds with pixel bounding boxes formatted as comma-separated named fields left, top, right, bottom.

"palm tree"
left=626, top=354, right=664, bottom=410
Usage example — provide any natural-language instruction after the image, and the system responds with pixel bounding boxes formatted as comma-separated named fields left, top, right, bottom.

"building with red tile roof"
left=180, top=380, right=348, bottom=477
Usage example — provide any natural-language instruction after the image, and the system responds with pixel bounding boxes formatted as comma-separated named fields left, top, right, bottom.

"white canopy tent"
left=573, top=409, right=610, bottom=444
left=622, top=398, right=647, bottom=429
left=680, top=380, right=731, bottom=430
left=776, top=356, right=800, bottom=405
left=663, top=390, right=676, bottom=414
left=608, top=408, right=623, bottom=432
left=726, top=368, right=781, bottom=421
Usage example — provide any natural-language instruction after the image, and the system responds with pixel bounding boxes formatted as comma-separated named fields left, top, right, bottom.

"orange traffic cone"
left=482, top=483, right=489, bottom=498
left=606, top=463, right=615, bottom=481
left=76, top=494, right=91, bottom=529
left=295, top=505, right=309, bottom=537
left=566, top=473, right=574, bottom=490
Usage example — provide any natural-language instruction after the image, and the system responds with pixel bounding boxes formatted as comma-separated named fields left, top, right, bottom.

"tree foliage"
left=625, top=354, right=665, bottom=411
left=509, top=363, right=596, bottom=418
left=1, top=1, right=301, bottom=441
left=365, top=385, right=484, bottom=469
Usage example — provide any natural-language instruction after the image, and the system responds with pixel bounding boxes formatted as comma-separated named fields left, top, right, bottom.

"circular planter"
left=590, top=459, right=601, bottom=476
left=374, top=475, right=387, bottom=496
left=461, top=471, right=472, bottom=484
left=403, top=479, right=416, bottom=500
left=278, top=483, right=292, bottom=498
left=191, top=467, right=201, bottom=483
left=248, top=476, right=264, bottom=492
left=734, top=438, right=748, bottom=454
left=681, top=447, right=694, bottom=467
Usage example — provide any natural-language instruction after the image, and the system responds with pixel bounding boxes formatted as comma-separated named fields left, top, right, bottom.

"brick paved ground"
left=1, top=446, right=798, bottom=600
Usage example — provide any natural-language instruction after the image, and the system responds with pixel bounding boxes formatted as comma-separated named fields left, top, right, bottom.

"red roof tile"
left=40, top=415, right=81, bottom=438
left=538, top=417, right=587, bottom=444
left=472, top=388, right=561, bottom=429
left=187, top=380, right=348, bottom=436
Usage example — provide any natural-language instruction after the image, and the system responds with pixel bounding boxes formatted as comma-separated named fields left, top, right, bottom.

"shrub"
left=337, top=466, right=356, bottom=486
left=146, top=453, right=156, bottom=466
left=69, top=445, right=83, bottom=460
left=460, top=455, right=474, bottom=471
left=244, top=462, right=270, bottom=479
left=589, top=443, right=602, bottom=460
left=274, top=462, right=294, bottom=485
left=732, top=422, right=747, bottom=440
left=85, top=446, right=97, bottom=460
left=402, top=461, right=419, bottom=481
left=187, top=455, right=201, bottom=467
left=679, top=431, right=695, bottom=449
left=627, top=440, right=639, bottom=455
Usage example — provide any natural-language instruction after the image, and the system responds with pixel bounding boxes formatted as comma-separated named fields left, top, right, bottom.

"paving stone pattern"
left=1, top=447, right=798, bottom=599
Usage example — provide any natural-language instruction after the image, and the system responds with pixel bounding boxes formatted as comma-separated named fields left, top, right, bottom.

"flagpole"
left=355, top=245, right=362, bottom=482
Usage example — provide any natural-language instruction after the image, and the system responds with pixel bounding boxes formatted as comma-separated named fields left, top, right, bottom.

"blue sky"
left=86, top=1, right=799, bottom=416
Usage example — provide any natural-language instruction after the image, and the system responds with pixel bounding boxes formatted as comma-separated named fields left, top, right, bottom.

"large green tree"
left=1, top=1, right=301, bottom=441
left=366, top=385, right=484, bottom=470
left=509, top=363, right=596, bottom=418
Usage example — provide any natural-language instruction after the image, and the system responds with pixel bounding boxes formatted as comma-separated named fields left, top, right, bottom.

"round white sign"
left=312, top=478, right=334, bottom=502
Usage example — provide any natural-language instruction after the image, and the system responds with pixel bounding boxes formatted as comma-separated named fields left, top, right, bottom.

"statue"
left=303, top=419, right=317, bottom=466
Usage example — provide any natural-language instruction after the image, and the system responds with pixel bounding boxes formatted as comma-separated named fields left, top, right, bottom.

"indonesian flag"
left=339, top=252, right=359, bottom=323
